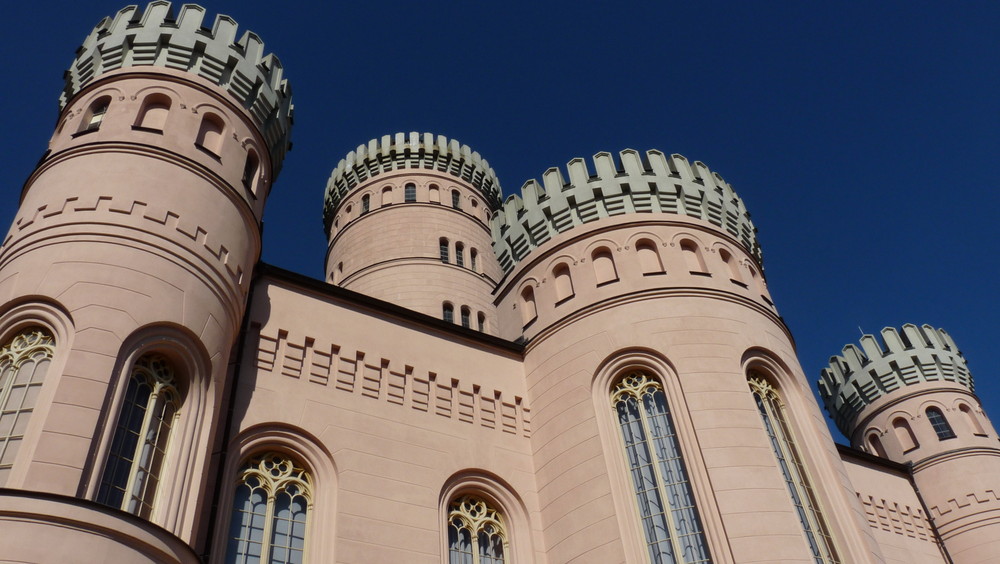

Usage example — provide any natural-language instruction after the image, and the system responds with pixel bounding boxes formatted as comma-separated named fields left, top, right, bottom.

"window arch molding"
left=591, top=348, right=731, bottom=563
left=74, top=88, right=122, bottom=134
left=0, top=299, right=74, bottom=487
left=742, top=351, right=852, bottom=562
left=213, top=424, right=337, bottom=563
left=439, top=469, right=533, bottom=564
left=89, top=324, right=212, bottom=530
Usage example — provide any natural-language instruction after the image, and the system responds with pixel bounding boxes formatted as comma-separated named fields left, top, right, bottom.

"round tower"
left=0, top=2, right=290, bottom=559
left=323, top=132, right=503, bottom=333
left=821, top=324, right=1000, bottom=563
left=492, top=150, right=882, bottom=563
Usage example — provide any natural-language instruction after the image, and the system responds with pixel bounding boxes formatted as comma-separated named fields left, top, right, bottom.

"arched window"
left=520, top=286, right=536, bottom=327
left=405, top=183, right=417, bottom=203
left=553, top=264, right=574, bottom=302
left=242, top=150, right=260, bottom=193
left=680, top=240, right=707, bottom=274
left=926, top=407, right=956, bottom=440
left=448, top=495, right=508, bottom=564
left=960, top=404, right=987, bottom=436
left=429, top=184, right=440, bottom=204
left=636, top=239, right=664, bottom=275
left=0, top=328, right=54, bottom=484
left=612, top=373, right=711, bottom=563
left=892, top=417, right=918, bottom=452
left=456, top=243, right=465, bottom=268
left=748, top=374, right=838, bottom=564
left=361, top=194, right=371, bottom=214
left=80, top=96, right=111, bottom=133
left=136, top=94, right=170, bottom=132
left=867, top=433, right=887, bottom=458
left=196, top=113, right=225, bottom=156
left=97, top=354, right=180, bottom=518
left=461, top=307, right=471, bottom=329
left=226, top=452, right=312, bottom=564
left=381, top=186, right=393, bottom=206
left=477, top=312, right=486, bottom=332
left=470, top=249, right=478, bottom=273
left=719, top=248, right=741, bottom=282
left=443, top=303, right=455, bottom=324
left=451, top=190, right=462, bottom=209
left=592, top=248, right=618, bottom=285
left=440, top=238, right=450, bottom=263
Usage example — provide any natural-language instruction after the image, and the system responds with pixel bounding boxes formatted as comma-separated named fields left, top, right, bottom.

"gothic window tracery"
left=226, top=452, right=313, bottom=564
left=612, top=372, right=711, bottom=563
left=749, top=374, right=839, bottom=564
left=0, top=328, right=55, bottom=484
left=97, top=354, right=179, bottom=518
left=448, top=495, right=507, bottom=564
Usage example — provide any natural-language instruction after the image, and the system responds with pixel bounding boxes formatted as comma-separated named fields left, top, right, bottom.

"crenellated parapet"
left=323, top=132, right=503, bottom=230
left=819, top=324, right=973, bottom=436
left=60, top=1, right=293, bottom=174
left=490, top=150, right=760, bottom=273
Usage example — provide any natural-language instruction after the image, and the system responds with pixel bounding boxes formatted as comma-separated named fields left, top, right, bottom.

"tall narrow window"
left=477, top=312, right=486, bottom=332
left=680, top=240, right=707, bottom=274
left=520, top=286, right=536, bottom=327
left=456, top=243, right=465, bottom=268
left=926, top=407, right=956, bottom=440
left=892, top=417, right=919, bottom=452
left=448, top=495, right=508, bottom=564
left=592, top=248, right=618, bottom=285
left=0, top=328, right=54, bottom=484
left=443, top=303, right=455, bottom=324
left=97, top=354, right=179, bottom=518
left=554, top=264, right=574, bottom=301
left=405, top=183, right=417, bottom=203
left=440, top=238, right=450, bottom=263
left=719, top=249, right=741, bottom=282
left=81, top=96, right=111, bottom=133
left=429, top=184, right=440, bottom=204
left=749, top=374, right=839, bottom=564
left=382, top=186, right=393, bottom=206
left=361, top=194, right=371, bottom=214
left=959, top=404, right=987, bottom=436
left=242, top=150, right=260, bottom=192
left=226, top=452, right=312, bottom=564
left=636, top=239, right=665, bottom=275
left=470, top=249, right=478, bottom=272
left=136, top=94, right=170, bottom=132
left=451, top=190, right=462, bottom=209
left=613, top=373, right=711, bottom=563
left=461, top=307, right=471, bottom=329
left=196, top=113, right=225, bottom=156
left=867, top=433, right=887, bottom=458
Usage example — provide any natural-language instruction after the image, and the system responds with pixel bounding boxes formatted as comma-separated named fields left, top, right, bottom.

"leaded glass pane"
left=448, top=495, right=507, bottom=564
left=0, top=329, right=54, bottom=482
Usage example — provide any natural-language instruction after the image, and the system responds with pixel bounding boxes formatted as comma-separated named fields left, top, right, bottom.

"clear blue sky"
left=3, top=1, right=999, bottom=442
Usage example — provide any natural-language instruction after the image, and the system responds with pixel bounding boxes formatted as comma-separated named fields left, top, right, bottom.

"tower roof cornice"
left=819, top=324, right=973, bottom=436
left=490, top=149, right=760, bottom=273
left=60, top=1, right=293, bottom=174
left=323, top=132, right=503, bottom=230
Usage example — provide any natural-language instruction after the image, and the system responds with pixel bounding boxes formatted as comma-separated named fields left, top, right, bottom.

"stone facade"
left=0, top=2, right=995, bottom=563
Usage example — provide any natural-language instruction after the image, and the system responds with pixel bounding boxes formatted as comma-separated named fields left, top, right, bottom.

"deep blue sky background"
left=3, top=1, right=998, bottom=442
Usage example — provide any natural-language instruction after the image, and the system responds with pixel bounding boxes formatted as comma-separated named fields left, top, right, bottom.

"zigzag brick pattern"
left=490, top=149, right=760, bottom=272
left=819, top=324, right=973, bottom=435
left=61, top=1, right=293, bottom=173
left=323, top=131, right=503, bottom=229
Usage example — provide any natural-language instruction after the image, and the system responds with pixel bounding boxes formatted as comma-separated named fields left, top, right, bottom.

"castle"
left=0, top=2, right=997, bottom=563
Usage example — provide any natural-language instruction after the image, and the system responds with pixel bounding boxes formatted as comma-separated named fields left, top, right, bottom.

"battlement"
left=819, top=324, right=974, bottom=436
left=323, top=132, right=502, bottom=229
left=490, top=150, right=760, bottom=273
left=60, top=1, right=293, bottom=174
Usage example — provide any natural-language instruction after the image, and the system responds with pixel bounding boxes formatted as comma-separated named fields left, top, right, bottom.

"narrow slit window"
left=440, top=238, right=450, bottom=263
left=461, top=307, right=471, bottom=329
left=451, top=190, right=461, bottom=209
left=361, top=194, right=370, bottom=214
left=456, top=243, right=465, bottom=268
